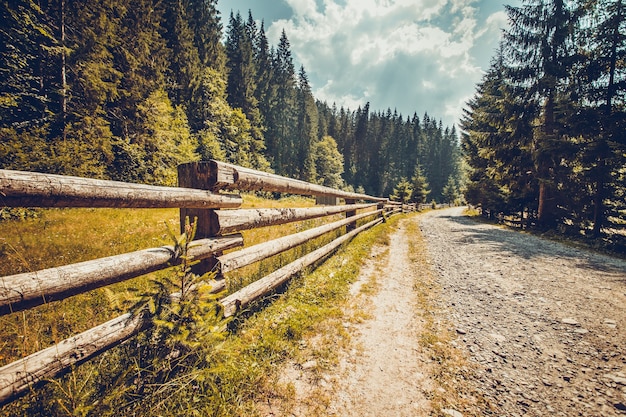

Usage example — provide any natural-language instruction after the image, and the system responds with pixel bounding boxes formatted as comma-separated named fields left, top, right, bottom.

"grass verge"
left=404, top=216, right=495, bottom=416
left=0, top=198, right=396, bottom=416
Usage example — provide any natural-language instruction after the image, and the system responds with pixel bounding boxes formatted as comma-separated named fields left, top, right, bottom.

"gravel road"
left=420, top=207, right=626, bottom=416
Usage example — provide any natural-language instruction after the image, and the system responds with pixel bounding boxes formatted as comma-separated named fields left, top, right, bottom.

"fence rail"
left=0, top=160, right=415, bottom=406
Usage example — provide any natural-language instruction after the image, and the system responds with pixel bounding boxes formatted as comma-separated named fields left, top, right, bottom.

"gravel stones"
left=420, top=207, right=626, bottom=417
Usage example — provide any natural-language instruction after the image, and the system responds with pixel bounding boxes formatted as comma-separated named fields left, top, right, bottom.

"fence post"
left=377, top=201, right=386, bottom=222
left=178, top=162, right=221, bottom=275
left=345, top=198, right=357, bottom=232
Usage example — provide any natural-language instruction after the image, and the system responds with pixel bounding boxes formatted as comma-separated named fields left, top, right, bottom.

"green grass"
left=0, top=196, right=396, bottom=416
left=0, top=207, right=179, bottom=364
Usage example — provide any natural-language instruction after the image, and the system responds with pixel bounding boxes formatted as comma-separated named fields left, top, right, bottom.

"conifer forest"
left=462, top=0, right=625, bottom=240
left=0, top=0, right=625, bottom=415
left=0, top=0, right=461, bottom=204
left=1, top=0, right=625, bottom=237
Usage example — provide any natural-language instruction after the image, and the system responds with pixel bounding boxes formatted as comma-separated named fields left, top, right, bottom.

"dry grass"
left=0, top=194, right=323, bottom=363
left=0, top=194, right=393, bottom=416
left=0, top=207, right=179, bottom=363
left=405, top=217, right=495, bottom=416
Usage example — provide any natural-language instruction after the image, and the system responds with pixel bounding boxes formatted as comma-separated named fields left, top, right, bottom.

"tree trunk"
left=60, top=0, right=67, bottom=141
left=592, top=174, right=604, bottom=237
left=593, top=0, right=622, bottom=238
left=536, top=95, right=557, bottom=229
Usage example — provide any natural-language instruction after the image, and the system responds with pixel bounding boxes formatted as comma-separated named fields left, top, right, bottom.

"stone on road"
left=420, top=207, right=626, bottom=417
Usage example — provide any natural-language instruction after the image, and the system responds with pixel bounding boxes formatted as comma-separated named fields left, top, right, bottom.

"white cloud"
left=267, top=0, right=502, bottom=126
left=486, top=10, right=508, bottom=29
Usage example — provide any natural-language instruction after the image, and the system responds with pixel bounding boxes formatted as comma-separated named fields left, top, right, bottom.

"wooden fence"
left=0, top=160, right=411, bottom=406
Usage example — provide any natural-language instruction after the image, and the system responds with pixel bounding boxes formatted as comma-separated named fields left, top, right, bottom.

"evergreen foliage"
left=316, top=102, right=462, bottom=199
left=390, top=178, right=413, bottom=203
left=0, top=3, right=461, bottom=194
left=313, top=135, right=344, bottom=188
left=462, top=0, right=626, bottom=238
left=411, top=164, right=430, bottom=204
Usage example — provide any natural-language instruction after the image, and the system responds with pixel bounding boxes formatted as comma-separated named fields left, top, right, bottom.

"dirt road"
left=420, top=207, right=626, bottom=416
left=274, top=208, right=626, bottom=416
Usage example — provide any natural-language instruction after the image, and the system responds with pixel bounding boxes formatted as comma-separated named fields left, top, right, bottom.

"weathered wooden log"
left=220, top=217, right=383, bottom=317
left=0, top=276, right=228, bottom=406
left=178, top=163, right=227, bottom=275
left=188, top=160, right=388, bottom=202
left=210, top=203, right=377, bottom=235
left=345, top=199, right=357, bottom=232
left=218, top=210, right=383, bottom=273
left=0, top=312, right=149, bottom=406
left=0, top=236, right=243, bottom=316
left=0, top=169, right=242, bottom=208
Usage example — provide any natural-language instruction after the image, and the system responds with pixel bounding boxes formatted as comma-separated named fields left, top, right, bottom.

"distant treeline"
left=0, top=0, right=461, bottom=200
left=461, top=0, right=625, bottom=239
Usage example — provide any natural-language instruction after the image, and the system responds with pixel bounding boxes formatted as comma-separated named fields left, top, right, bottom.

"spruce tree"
left=162, top=0, right=202, bottom=113
left=187, top=0, right=225, bottom=71
left=461, top=53, right=535, bottom=215
left=295, top=66, right=319, bottom=181
left=410, top=164, right=430, bottom=204
left=224, top=10, right=266, bottom=167
left=503, top=0, right=579, bottom=227
left=0, top=0, right=55, bottom=130
left=266, top=29, right=297, bottom=175
left=576, top=0, right=626, bottom=235
left=254, top=21, right=274, bottom=129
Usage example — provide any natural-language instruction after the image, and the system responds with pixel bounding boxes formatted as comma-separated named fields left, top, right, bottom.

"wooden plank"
left=0, top=312, right=149, bottom=406
left=220, top=217, right=383, bottom=317
left=0, top=236, right=243, bottom=316
left=218, top=210, right=383, bottom=273
left=207, top=160, right=388, bottom=202
left=213, top=203, right=377, bottom=235
left=0, top=169, right=242, bottom=209
left=0, top=279, right=227, bottom=406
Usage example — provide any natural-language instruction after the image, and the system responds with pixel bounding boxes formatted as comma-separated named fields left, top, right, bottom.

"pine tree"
left=194, top=66, right=269, bottom=170
left=0, top=0, right=55, bottom=130
left=187, top=0, right=225, bottom=71
left=503, top=0, right=579, bottom=227
left=410, top=164, right=430, bottom=204
left=0, top=0, right=56, bottom=173
left=162, top=0, right=202, bottom=114
left=441, top=175, right=459, bottom=204
left=576, top=0, right=626, bottom=235
left=351, top=103, right=369, bottom=189
left=265, top=29, right=297, bottom=175
left=295, top=66, right=319, bottom=181
left=254, top=21, right=273, bottom=128
left=390, top=178, right=413, bottom=203
left=461, top=53, right=535, bottom=215
left=224, top=10, right=266, bottom=167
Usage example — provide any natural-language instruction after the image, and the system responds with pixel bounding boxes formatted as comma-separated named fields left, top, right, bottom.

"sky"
left=217, top=0, right=522, bottom=128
